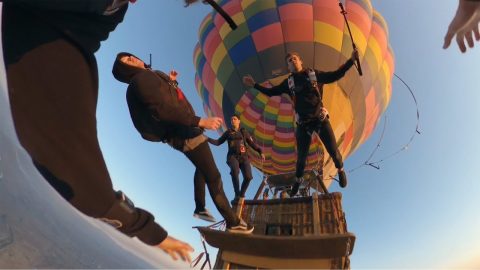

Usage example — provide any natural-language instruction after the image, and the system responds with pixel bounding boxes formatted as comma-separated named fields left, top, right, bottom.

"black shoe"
left=193, top=209, right=216, bottom=222
left=227, top=219, right=254, bottom=234
left=289, top=182, right=300, bottom=197
left=338, top=169, right=348, bottom=188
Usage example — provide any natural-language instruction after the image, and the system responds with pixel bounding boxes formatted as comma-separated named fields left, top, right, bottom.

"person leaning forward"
left=112, top=52, right=254, bottom=234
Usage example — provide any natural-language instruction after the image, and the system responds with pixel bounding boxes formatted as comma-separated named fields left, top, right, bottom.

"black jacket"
left=209, top=128, right=262, bottom=159
left=2, top=0, right=128, bottom=65
left=112, top=53, right=203, bottom=145
left=253, top=59, right=354, bottom=121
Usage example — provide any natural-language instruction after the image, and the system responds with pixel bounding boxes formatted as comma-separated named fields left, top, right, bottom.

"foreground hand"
left=242, top=75, right=255, bottom=87
left=444, top=0, right=480, bottom=52
left=261, top=153, right=266, bottom=161
left=199, top=117, right=223, bottom=130
left=156, top=236, right=194, bottom=263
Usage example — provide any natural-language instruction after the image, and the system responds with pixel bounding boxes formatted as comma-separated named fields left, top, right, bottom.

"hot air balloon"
left=193, top=0, right=394, bottom=183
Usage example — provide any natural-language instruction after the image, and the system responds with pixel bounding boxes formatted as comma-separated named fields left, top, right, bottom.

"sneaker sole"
left=193, top=214, right=216, bottom=223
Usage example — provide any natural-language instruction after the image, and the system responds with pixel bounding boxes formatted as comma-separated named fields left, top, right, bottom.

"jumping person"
left=112, top=52, right=254, bottom=233
left=243, top=49, right=358, bottom=196
left=208, top=115, right=265, bottom=200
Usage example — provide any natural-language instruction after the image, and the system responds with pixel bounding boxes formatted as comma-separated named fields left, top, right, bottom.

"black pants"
left=185, top=141, right=239, bottom=227
left=227, top=155, right=253, bottom=198
left=296, top=118, right=343, bottom=178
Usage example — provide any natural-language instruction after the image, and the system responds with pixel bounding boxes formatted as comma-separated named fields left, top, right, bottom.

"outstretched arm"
left=243, top=75, right=289, bottom=97
left=317, top=50, right=357, bottom=83
left=207, top=131, right=228, bottom=146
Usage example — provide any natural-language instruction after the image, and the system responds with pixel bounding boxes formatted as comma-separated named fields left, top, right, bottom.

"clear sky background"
left=94, top=1, right=480, bottom=268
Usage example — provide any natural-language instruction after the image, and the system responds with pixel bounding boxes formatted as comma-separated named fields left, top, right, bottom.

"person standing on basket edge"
left=208, top=115, right=265, bottom=201
left=242, top=49, right=358, bottom=196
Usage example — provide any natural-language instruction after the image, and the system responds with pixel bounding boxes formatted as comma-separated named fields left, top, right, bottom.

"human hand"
left=156, top=236, right=194, bottom=263
left=242, top=75, right=255, bottom=87
left=261, top=153, right=266, bottom=161
left=320, top=107, right=329, bottom=121
left=444, top=0, right=480, bottom=52
left=351, top=48, right=359, bottom=61
left=199, top=117, right=223, bottom=130
left=169, top=70, right=178, bottom=81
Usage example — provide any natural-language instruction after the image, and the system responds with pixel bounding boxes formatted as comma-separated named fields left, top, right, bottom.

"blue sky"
left=94, top=1, right=480, bottom=268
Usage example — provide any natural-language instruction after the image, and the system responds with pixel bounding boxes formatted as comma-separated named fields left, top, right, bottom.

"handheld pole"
left=339, top=2, right=363, bottom=76
left=203, top=0, right=237, bottom=30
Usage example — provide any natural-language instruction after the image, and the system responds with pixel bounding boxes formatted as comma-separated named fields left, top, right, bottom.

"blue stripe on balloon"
left=196, top=56, right=207, bottom=80
left=201, top=85, right=210, bottom=106
left=229, top=37, right=257, bottom=66
left=200, top=23, right=215, bottom=46
left=247, top=9, right=280, bottom=33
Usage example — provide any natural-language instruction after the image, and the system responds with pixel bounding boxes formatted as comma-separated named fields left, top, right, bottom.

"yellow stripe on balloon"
left=240, top=0, right=255, bottom=10
left=277, top=114, right=293, bottom=123
left=213, top=79, right=224, bottom=106
left=348, top=23, right=367, bottom=56
left=272, top=156, right=296, bottom=165
left=366, top=37, right=382, bottom=71
left=218, top=13, right=246, bottom=39
left=314, top=21, right=343, bottom=51
left=255, top=132, right=271, bottom=141
left=241, top=115, right=257, bottom=129
left=273, top=140, right=294, bottom=149
left=211, top=44, right=227, bottom=73
left=264, top=104, right=278, bottom=115
left=381, top=62, right=392, bottom=105
left=255, top=92, right=269, bottom=104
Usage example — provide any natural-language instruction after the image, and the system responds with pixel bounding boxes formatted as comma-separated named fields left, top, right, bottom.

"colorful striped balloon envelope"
left=193, top=0, right=394, bottom=181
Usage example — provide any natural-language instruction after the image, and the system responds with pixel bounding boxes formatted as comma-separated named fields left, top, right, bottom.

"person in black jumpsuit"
left=111, top=53, right=253, bottom=234
left=208, top=115, right=265, bottom=199
left=243, top=49, right=358, bottom=196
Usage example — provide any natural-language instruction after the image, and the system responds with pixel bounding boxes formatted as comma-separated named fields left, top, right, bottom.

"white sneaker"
left=227, top=219, right=254, bottom=234
left=193, top=209, right=216, bottom=223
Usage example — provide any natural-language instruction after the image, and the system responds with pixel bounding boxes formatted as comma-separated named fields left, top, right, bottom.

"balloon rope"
left=348, top=115, right=387, bottom=173
left=347, top=73, right=421, bottom=174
